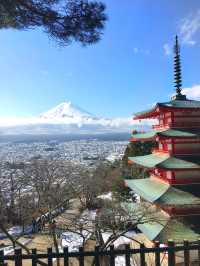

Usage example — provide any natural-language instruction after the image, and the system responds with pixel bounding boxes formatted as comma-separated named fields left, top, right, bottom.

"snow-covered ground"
left=61, top=230, right=91, bottom=252
left=102, top=231, right=136, bottom=248
left=0, top=225, right=33, bottom=239
left=61, top=209, right=97, bottom=251
left=0, top=239, right=32, bottom=255
left=102, top=231, right=136, bottom=266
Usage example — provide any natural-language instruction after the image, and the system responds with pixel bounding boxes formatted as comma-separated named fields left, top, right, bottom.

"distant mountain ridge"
left=0, top=101, right=152, bottom=135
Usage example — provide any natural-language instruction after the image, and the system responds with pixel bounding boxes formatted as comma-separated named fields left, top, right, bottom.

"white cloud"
left=179, top=9, right=200, bottom=45
left=163, top=43, right=172, bottom=56
left=0, top=115, right=153, bottom=129
left=182, top=84, right=200, bottom=100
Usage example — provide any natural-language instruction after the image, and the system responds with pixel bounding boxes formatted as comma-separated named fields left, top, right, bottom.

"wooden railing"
left=1, top=240, right=200, bottom=266
left=153, top=121, right=200, bottom=129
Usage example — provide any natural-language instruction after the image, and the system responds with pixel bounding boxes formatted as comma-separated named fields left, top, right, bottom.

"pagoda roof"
left=134, top=99, right=200, bottom=119
left=131, top=128, right=200, bottom=141
left=128, top=153, right=200, bottom=169
left=125, top=178, right=200, bottom=205
left=122, top=202, right=200, bottom=242
left=138, top=211, right=200, bottom=243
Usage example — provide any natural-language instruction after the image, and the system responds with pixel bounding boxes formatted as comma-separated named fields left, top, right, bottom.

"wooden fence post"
left=167, top=240, right=175, bottom=266
left=155, top=241, right=160, bottom=266
left=140, top=243, right=146, bottom=266
left=63, top=247, right=69, bottom=266
left=109, top=245, right=115, bottom=266
left=32, top=249, right=37, bottom=266
left=125, top=244, right=131, bottom=266
left=94, top=246, right=100, bottom=266
left=183, top=240, right=190, bottom=266
left=15, top=249, right=22, bottom=266
left=79, top=247, right=84, bottom=266
left=47, top=248, right=53, bottom=266
left=0, top=250, right=4, bottom=266
left=198, top=239, right=200, bottom=266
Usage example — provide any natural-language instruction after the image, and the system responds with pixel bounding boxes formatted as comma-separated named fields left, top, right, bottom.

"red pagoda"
left=125, top=36, right=200, bottom=243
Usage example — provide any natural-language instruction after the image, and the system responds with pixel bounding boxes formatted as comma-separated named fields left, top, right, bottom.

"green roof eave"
left=131, top=130, right=159, bottom=140
left=159, top=128, right=200, bottom=138
left=125, top=178, right=169, bottom=203
left=138, top=217, right=200, bottom=243
left=138, top=219, right=167, bottom=241
left=134, top=99, right=200, bottom=119
left=125, top=178, right=200, bottom=205
left=134, top=106, right=156, bottom=118
left=121, top=202, right=169, bottom=241
left=160, top=156, right=200, bottom=169
left=128, top=153, right=169, bottom=168
left=137, top=209, right=169, bottom=241
left=157, top=186, right=200, bottom=205
left=131, top=129, right=200, bottom=141
left=160, top=99, right=200, bottom=109
left=128, top=154, right=200, bottom=169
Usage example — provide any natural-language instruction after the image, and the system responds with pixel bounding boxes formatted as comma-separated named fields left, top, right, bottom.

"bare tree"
left=94, top=200, right=161, bottom=249
left=67, top=166, right=106, bottom=209
left=21, top=159, right=77, bottom=266
left=0, top=161, right=31, bottom=225
left=56, top=196, right=164, bottom=265
left=23, top=159, right=72, bottom=210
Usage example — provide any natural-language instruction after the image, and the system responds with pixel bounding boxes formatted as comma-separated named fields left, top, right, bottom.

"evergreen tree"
left=0, top=0, right=106, bottom=45
left=122, top=131, right=156, bottom=179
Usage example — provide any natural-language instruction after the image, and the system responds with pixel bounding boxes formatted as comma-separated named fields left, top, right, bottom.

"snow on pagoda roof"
left=134, top=99, right=200, bottom=119
left=128, top=153, right=200, bottom=169
left=125, top=178, right=200, bottom=205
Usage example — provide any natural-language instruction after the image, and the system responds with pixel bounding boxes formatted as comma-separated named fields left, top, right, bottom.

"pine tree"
left=0, top=0, right=106, bottom=45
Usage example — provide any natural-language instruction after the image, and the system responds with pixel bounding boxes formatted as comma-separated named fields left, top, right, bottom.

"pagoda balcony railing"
left=152, top=148, right=200, bottom=156
left=152, top=124, right=168, bottom=129
left=153, top=121, right=200, bottom=129
left=152, top=148, right=169, bottom=154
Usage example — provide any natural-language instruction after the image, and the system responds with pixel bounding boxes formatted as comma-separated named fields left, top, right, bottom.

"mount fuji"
left=40, top=102, right=94, bottom=120
left=0, top=102, right=152, bottom=135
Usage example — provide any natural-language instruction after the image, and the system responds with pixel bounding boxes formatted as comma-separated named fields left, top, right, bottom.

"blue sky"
left=0, top=0, right=200, bottom=118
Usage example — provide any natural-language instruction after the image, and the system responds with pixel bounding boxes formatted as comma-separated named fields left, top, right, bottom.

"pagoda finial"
left=174, top=35, right=182, bottom=95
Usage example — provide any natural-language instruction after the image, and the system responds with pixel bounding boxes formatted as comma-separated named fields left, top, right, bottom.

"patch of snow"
left=102, top=231, right=136, bottom=248
left=115, top=255, right=135, bottom=266
left=61, top=231, right=91, bottom=252
left=0, top=225, right=33, bottom=240
left=115, top=256, right=126, bottom=266
left=0, top=239, right=32, bottom=255
left=8, top=225, right=33, bottom=237
left=98, top=192, right=113, bottom=200
left=81, top=209, right=97, bottom=221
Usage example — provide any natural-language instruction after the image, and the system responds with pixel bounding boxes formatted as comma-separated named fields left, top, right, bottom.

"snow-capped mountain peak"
left=0, top=101, right=152, bottom=135
left=40, top=101, right=94, bottom=120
